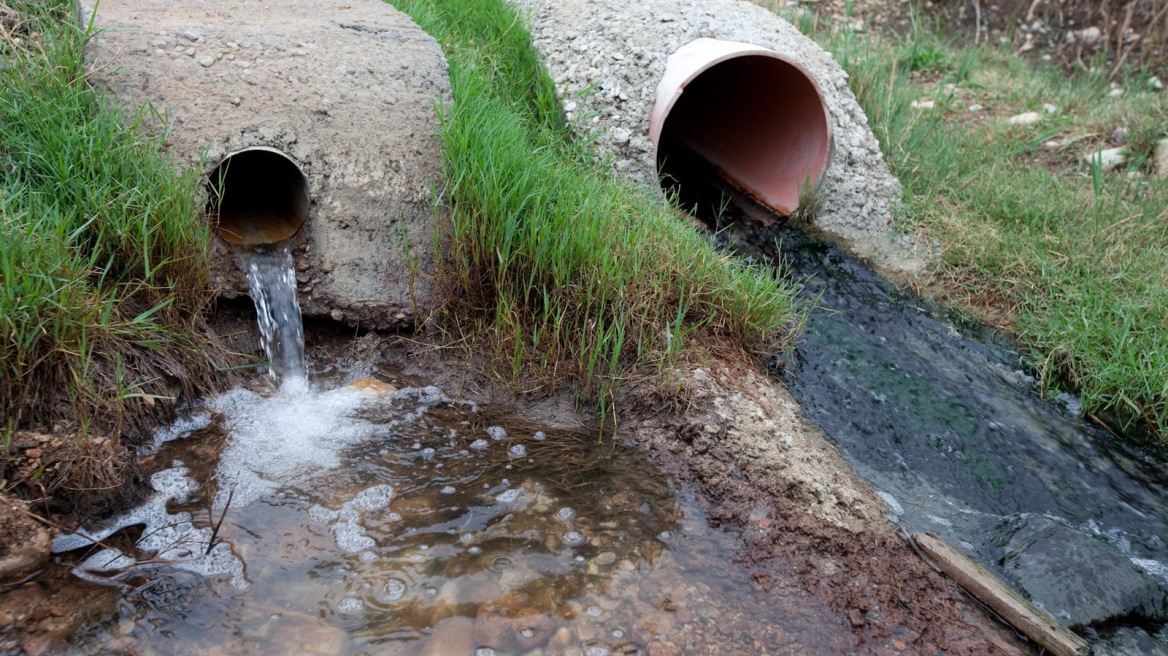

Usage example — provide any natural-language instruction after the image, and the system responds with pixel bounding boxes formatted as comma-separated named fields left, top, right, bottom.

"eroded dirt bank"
left=626, top=360, right=1032, bottom=655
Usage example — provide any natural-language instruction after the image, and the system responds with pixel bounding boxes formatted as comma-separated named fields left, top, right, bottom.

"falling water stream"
left=237, top=243, right=307, bottom=392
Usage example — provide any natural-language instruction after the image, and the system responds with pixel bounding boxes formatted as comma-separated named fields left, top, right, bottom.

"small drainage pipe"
left=207, top=147, right=309, bottom=247
left=650, top=38, right=832, bottom=217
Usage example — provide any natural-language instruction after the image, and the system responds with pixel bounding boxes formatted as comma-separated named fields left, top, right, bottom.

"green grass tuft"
left=1, top=0, right=221, bottom=461
left=389, top=0, right=804, bottom=412
left=782, top=5, right=1168, bottom=442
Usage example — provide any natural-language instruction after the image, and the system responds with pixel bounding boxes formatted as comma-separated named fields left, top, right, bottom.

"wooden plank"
left=912, top=532, right=1090, bottom=656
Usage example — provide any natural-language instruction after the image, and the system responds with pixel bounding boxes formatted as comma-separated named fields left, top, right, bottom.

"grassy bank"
left=1, top=1, right=221, bottom=490
left=388, top=0, right=804, bottom=415
left=770, top=4, right=1168, bottom=442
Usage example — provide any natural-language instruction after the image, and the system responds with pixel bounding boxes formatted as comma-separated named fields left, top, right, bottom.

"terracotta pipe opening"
left=650, top=39, right=831, bottom=218
left=207, top=147, right=309, bottom=247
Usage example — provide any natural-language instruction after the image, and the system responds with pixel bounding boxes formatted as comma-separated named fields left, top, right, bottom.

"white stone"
left=1083, top=147, right=1128, bottom=172
left=910, top=99, right=936, bottom=110
left=1043, top=103, right=1058, bottom=114
left=1108, top=87, right=1124, bottom=98
left=968, top=103, right=984, bottom=112
left=1006, top=111, right=1042, bottom=126
left=1153, top=138, right=1168, bottom=180
left=1078, top=26, right=1102, bottom=44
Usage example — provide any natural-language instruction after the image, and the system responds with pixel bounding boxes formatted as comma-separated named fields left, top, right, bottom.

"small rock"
left=1078, top=26, right=1103, bottom=44
left=1149, top=76, right=1164, bottom=91
left=647, top=642, right=681, bottom=656
left=1083, top=147, right=1127, bottom=172
left=1043, top=103, right=1058, bottom=114
left=1111, top=127, right=1129, bottom=144
left=1153, top=138, right=1168, bottom=180
left=1006, top=111, right=1042, bottom=126
left=968, top=103, right=984, bottom=112
left=1109, top=87, right=1124, bottom=98
left=181, top=29, right=202, bottom=42
left=198, top=56, right=215, bottom=68
left=423, top=617, right=475, bottom=655
left=910, top=99, right=935, bottom=110
left=330, top=309, right=345, bottom=321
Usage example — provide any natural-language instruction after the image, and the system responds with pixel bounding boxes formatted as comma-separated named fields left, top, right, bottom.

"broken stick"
left=911, top=532, right=1089, bottom=656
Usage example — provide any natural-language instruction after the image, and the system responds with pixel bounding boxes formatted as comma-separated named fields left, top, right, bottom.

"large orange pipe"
left=650, top=38, right=832, bottom=216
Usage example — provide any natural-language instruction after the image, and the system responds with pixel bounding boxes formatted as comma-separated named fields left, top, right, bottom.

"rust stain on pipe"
left=208, top=147, right=309, bottom=247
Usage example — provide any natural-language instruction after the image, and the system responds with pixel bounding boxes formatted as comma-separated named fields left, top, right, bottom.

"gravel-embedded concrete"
left=514, top=0, right=906, bottom=259
left=83, top=0, right=450, bottom=329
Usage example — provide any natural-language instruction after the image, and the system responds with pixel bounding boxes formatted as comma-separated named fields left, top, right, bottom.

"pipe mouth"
left=207, top=147, right=309, bottom=247
left=650, top=39, right=832, bottom=217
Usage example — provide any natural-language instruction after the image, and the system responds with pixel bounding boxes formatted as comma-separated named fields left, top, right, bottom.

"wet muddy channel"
left=721, top=211, right=1168, bottom=652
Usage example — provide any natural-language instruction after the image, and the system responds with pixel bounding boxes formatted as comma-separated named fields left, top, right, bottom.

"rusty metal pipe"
left=207, top=147, right=309, bottom=247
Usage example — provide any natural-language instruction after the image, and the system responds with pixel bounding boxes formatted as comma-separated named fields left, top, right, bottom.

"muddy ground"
left=1, top=323, right=1036, bottom=655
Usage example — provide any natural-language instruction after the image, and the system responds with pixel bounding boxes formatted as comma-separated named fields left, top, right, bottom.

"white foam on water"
left=209, top=385, right=375, bottom=510
left=52, top=464, right=247, bottom=588
left=310, top=484, right=396, bottom=554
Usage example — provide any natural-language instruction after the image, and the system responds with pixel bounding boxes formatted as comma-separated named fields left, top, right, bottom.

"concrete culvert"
left=83, top=0, right=451, bottom=329
left=651, top=39, right=832, bottom=217
left=208, top=147, right=309, bottom=248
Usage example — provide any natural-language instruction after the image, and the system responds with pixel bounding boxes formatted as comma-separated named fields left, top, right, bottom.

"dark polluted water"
left=49, top=374, right=849, bottom=655
left=684, top=196, right=1168, bottom=651
left=659, top=134, right=1168, bottom=650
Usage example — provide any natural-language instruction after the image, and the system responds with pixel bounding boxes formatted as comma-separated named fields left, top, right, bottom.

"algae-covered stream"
left=736, top=219, right=1168, bottom=647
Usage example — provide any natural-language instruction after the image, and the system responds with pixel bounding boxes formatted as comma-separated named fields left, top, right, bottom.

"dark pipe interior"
left=207, top=148, right=309, bottom=247
left=656, top=55, right=830, bottom=217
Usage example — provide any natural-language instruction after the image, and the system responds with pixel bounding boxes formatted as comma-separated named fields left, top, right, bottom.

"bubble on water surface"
left=497, top=488, right=521, bottom=503
left=586, top=647, right=609, bottom=656
left=441, top=485, right=456, bottom=494
left=556, top=507, right=576, bottom=522
left=388, top=512, right=402, bottom=521
left=420, top=447, right=436, bottom=460
left=486, top=426, right=507, bottom=440
left=476, top=649, right=497, bottom=656
left=350, top=484, right=394, bottom=511
left=468, top=547, right=482, bottom=555
left=508, top=444, right=527, bottom=458
left=612, top=629, right=624, bottom=638
left=470, top=439, right=489, bottom=450
left=586, top=605, right=602, bottom=617
left=337, top=597, right=364, bottom=614
left=563, top=531, right=585, bottom=546
left=534, top=431, right=546, bottom=441
left=378, top=578, right=407, bottom=603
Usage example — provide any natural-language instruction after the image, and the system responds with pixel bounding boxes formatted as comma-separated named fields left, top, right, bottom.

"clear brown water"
left=52, top=375, right=848, bottom=655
